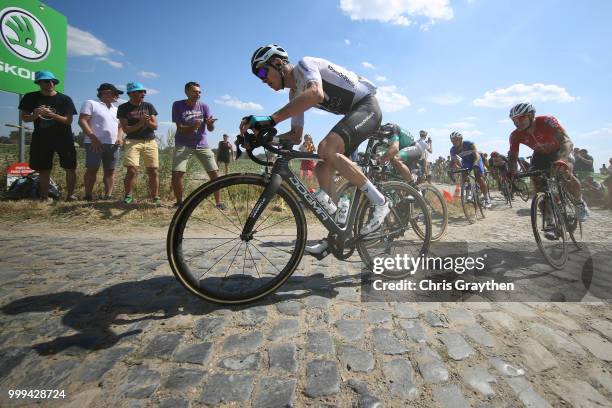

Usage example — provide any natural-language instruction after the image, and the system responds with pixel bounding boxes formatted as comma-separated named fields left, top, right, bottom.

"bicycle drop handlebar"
left=236, top=127, right=321, bottom=167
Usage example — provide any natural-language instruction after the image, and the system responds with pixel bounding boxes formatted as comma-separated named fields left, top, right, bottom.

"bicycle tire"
left=356, top=181, right=432, bottom=279
left=414, top=184, right=448, bottom=242
left=475, top=184, right=487, bottom=219
left=461, top=182, right=477, bottom=223
left=167, top=173, right=306, bottom=304
left=531, top=192, right=567, bottom=269
left=515, top=179, right=530, bottom=202
left=559, top=185, right=583, bottom=250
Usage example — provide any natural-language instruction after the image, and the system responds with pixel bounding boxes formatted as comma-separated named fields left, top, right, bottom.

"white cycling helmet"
left=449, top=131, right=462, bottom=140
left=251, top=44, right=289, bottom=74
left=509, top=102, right=535, bottom=118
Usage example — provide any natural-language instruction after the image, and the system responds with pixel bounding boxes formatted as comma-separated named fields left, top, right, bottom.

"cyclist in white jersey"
left=241, top=44, right=389, bottom=255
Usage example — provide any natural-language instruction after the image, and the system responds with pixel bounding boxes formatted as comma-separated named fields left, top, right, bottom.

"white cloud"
left=446, top=122, right=474, bottom=129
left=473, top=83, right=577, bottom=108
left=426, top=94, right=463, bottom=105
left=95, top=57, right=123, bottom=69
left=138, top=71, right=159, bottom=79
left=215, top=95, right=264, bottom=111
left=340, top=0, right=453, bottom=27
left=344, top=39, right=351, bottom=45
left=362, top=61, right=375, bottom=69
left=577, top=126, right=612, bottom=139
left=376, top=85, right=411, bottom=112
left=462, top=116, right=477, bottom=121
left=429, top=127, right=483, bottom=139
left=498, top=118, right=512, bottom=124
left=417, top=107, right=426, bottom=113
left=158, top=121, right=176, bottom=127
left=375, top=75, right=387, bottom=82
left=67, top=25, right=121, bottom=57
left=147, top=88, right=159, bottom=95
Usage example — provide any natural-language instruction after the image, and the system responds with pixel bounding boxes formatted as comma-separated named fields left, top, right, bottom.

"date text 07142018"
left=9, top=389, right=66, bottom=399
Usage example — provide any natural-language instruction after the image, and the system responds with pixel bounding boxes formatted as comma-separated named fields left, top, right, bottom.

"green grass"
left=0, top=144, right=307, bottom=199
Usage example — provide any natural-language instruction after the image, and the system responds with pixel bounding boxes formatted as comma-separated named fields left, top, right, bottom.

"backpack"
left=3, top=173, right=61, bottom=200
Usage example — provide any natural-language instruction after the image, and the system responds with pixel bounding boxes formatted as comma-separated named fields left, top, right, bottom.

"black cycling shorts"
left=331, top=95, right=382, bottom=156
left=529, top=150, right=561, bottom=172
left=29, top=133, right=77, bottom=171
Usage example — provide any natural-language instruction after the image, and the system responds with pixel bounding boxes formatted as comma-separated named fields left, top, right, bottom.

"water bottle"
left=336, top=195, right=350, bottom=225
left=314, top=189, right=337, bottom=215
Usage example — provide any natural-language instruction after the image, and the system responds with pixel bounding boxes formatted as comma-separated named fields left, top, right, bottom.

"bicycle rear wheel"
left=167, top=174, right=306, bottom=304
left=461, top=182, right=477, bottom=223
left=515, top=179, right=530, bottom=202
left=560, top=191, right=583, bottom=249
left=415, top=184, right=448, bottom=242
left=475, top=185, right=487, bottom=219
left=531, top=193, right=567, bottom=269
left=501, top=179, right=512, bottom=207
left=356, top=181, right=431, bottom=278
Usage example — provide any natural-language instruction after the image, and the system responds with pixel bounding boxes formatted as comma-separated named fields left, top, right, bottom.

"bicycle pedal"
left=310, top=250, right=331, bottom=261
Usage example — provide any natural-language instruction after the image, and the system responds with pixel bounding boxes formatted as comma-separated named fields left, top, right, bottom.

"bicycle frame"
left=240, top=150, right=368, bottom=249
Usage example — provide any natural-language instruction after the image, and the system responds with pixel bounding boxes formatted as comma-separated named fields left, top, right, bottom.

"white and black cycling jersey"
left=290, top=57, right=377, bottom=127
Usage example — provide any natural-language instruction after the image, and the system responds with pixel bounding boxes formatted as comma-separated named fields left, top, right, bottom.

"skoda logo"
left=0, top=7, right=50, bottom=62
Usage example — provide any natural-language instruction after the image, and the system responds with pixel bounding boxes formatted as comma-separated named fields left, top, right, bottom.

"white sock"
left=360, top=181, right=385, bottom=205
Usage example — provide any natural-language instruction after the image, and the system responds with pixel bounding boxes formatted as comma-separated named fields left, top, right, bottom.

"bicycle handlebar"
left=236, top=127, right=321, bottom=167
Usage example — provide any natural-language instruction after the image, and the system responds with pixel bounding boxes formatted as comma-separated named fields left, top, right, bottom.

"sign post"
left=0, top=0, right=67, bottom=162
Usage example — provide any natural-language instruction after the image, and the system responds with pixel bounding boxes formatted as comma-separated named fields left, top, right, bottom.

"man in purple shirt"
left=171, top=81, right=223, bottom=208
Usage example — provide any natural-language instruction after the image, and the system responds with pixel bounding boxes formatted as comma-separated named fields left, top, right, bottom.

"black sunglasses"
left=38, top=79, right=55, bottom=84
left=254, top=66, right=269, bottom=79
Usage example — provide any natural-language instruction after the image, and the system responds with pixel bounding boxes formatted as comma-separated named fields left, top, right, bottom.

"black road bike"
left=167, top=128, right=431, bottom=304
left=517, top=168, right=583, bottom=269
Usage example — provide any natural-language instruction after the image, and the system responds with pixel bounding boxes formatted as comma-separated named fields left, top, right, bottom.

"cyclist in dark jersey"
left=507, top=102, right=588, bottom=221
left=378, top=123, right=425, bottom=184
left=241, top=44, right=389, bottom=255
left=489, top=151, right=509, bottom=191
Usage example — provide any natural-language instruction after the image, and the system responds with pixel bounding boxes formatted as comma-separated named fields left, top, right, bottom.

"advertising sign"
left=0, top=0, right=67, bottom=94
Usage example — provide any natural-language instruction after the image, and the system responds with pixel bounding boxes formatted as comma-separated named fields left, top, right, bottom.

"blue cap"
left=126, top=82, right=146, bottom=93
left=34, top=71, right=59, bottom=84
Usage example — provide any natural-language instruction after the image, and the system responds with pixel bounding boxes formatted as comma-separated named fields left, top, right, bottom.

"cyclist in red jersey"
left=507, top=102, right=589, bottom=223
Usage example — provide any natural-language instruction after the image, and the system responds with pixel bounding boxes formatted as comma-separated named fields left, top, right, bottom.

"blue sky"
left=1, top=0, right=611, bottom=168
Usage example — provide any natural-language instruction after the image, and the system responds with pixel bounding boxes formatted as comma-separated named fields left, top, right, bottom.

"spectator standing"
left=78, top=83, right=124, bottom=200
left=299, top=134, right=316, bottom=180
left=416, top=130, right=432, bottom=181
left=171, top=81, right=223, bottom=208
left=117, top=82, right=160, bottom=204
left=217, top=134, right=233, bottom=174
left=19, top=71, right=77, bottom=201
left=582, top=175, right=605, bottom=205
left=574, top=148, right=594, bottom=174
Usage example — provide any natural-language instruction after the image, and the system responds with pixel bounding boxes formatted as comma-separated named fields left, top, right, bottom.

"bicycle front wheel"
left=415, top=184, right=448, bottom=242
left=531, top=193, right=567, bottom=269
left=167, top=174, right=306, bottom=304
left=356, top=181, right=432, bottom=278
left=461, top=182, right=477, bottom=223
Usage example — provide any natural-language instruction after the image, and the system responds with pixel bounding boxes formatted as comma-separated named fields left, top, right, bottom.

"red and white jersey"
left=509, top=116, right=565, bottom=155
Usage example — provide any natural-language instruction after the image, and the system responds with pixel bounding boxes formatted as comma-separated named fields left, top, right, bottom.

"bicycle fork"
left=240, top=173, right=282, bottom=241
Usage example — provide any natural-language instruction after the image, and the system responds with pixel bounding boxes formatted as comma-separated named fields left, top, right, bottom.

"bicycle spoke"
left=190, top=215, right=241, bottom=236
left=255, top=215, right=295, bottom=234
left=248, top=242, right=283, bottom=274
left=184, top=237, right=239, bottom=262
left=215, top=242, right=244, bottom=294
left=193, top=239, right=243, bottom=281
left=251, top=237, right=296, bottom=256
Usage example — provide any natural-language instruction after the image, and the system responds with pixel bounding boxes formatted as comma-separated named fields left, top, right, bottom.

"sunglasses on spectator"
left=38, top=80, right=54, bottom=84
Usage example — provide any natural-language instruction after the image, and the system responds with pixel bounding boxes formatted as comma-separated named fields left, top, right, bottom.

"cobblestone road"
left=1, top=212, right=612, bottom=407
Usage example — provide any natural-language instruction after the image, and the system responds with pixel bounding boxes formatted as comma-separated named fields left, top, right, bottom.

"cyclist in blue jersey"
left=449, top=132, right=491, bottom=208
